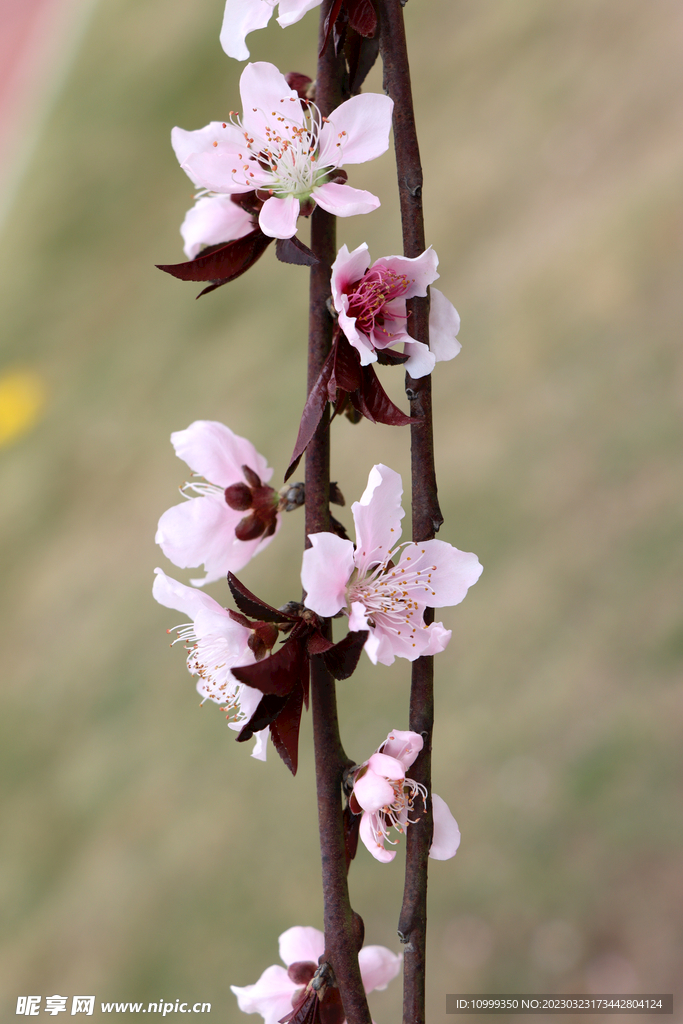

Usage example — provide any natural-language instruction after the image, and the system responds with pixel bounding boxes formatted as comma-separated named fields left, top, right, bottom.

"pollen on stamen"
left=212, top=141, right=218, bottom=147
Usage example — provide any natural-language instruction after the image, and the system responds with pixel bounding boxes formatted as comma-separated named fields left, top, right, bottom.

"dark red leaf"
left=347, top=0, right=377, bottom=36
left=279, top=989, right=320, bottom=1024
left=285, top=350, right=334, bottom=481
left=232, top=637, right=306, bottom=697
left=358, top=364, right=417, bottom=426
left=322, top=630, right=368, bottom=681
left=375, top=346, right=409, bottom=366
left=320, top=0, right=345, bottom=55
left=228, top=608, right=253, bottom=629
left=343, top=803, right=361, bottom=871
left=329, top=514, right=350, bottom=541
left=230, top=191, right=263, bottom=215
left=270, top=684, right=304, bottom=775
left=236, top=692, right=288, bottom=740
left=329, top=334, right=362, bottom=397
left=284, top=72, right=313, bottom=98
left=275, top=236, right=320, bottom=266
left=306, top=632, right=335, bottom=656
left=345, top=28, right=380, bottom=94
left=156, top=229, right=272, bottom=284
left=228, top=573, right=297, bottom=623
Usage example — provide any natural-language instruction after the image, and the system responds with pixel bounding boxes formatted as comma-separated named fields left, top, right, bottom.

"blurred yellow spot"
left=0, top=370, right=47, bottom=448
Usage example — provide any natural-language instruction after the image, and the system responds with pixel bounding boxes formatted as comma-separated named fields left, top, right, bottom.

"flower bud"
left=224, top=482, right=253, bottom=510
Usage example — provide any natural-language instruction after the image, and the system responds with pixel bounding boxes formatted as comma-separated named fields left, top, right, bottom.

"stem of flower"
left=307, top=8, right=371, bottom=1022
left=379, top=4, right=443, bottom=1022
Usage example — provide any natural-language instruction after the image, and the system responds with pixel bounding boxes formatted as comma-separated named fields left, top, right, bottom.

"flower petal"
left=258, top=194, right=300, bottom=239
left=240, top=61, right=304, bottom=139
left=429, top=793, right=461, bottom=860
left=395, top=539, right=482, bottom=608
left=359, top=811, right=395, bottom=863
left=301, top=533, right=355, bottom=617
left=380, top=729, right=423, bottom=770
left=318, top=93, right=394, bottom=167
left=231, top=964, right=295, bottom=1024
left=220, top=0, right=275, bottom=61
left=429, top=287, right=461, bottom=362
left=152, top=568, right=222, bottom=620
left=330, top=243, right=372, bottom=303
left=353, top=767, right=397, bottom=813
left=366, top=752, right=406, bottom=781
left=171, top=420, right=272, bottom=488
left=351, top=464, right=404, bottom=576
left=278, top=926, right=325, bottom=968
left=180, top=195, right=254, bottom=259
left=313, top=182, right=380, bottom=218
left=402, top=340, right=436, bottom=379
left=371, top=247, right=439, bottom=299
left=171, top=122, right=239, bottom=184
left=420, top=621, right=452, bottom=657
left=358, top=945, right=402, bottom=993
left=276, top=0, right=321, bottom=28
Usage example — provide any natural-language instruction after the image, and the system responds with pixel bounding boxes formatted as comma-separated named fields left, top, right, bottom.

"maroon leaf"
left=228, top=572, right=297, bottom=623
left=329, top=333, right=362, bottom=397
left=358, top=364, right=417, bottom=425
left=345, top=28, right=380, bottom=94
left=285, top=350, right=334, bottom=481
left=270, top=684, right=304, bottom=775
left=284, top=72, right=313, bottom=99
left=329, top=514, right=350, bottom=541
left=343, top=803, right=361, bottom=871
left=322, top=630, right=368, bottom=681
left=275, top=236, right=320, bottom=266
left=237, top=692, right=288, bottom=740
left=320, top=0, right=345, bottom=55
left=156, top=229, right=273, bottom=285
left=375, top=346, right=409, bottom=366
left=306, top=632, right=335, bottom=656
left=279, top=989, right=320, bottom=1024
left=228, top=608, right=253, bottom=629
left=347, top=0, right=377, bottom=36
left=232, top=637, right=306, bottom=697
left=230, top=191, right=263, bottom=215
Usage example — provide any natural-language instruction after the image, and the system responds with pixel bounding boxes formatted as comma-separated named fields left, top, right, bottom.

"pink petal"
left=330, top=243, right=372, bottom=302
left=278, top=926, right=325, bottom=968
left=301, top=533, right=354, bottom=617
left=421, top=621, right=452, bottom=657
left=358, top=946, right=402, bottom=993
left=258, top=194, right=300, bottom=238
left=171, top=122, right=238, bottom=184
left=371, top=247, right=439, bottom=300
left=367, top=752, right=406, bottom=781
left=342, top=313, right=377, bottom=365
left=429, top=287, right=462, bottom=362
left=396, top=539, right=482, bottom=608
left=352, top=464, right=404, bottom=576
left=429, top=793, right=461, bottom=860
left=231, top=964, right=296, bottom=1024
left=318, top=93, right=394, bottom=167
left=240, top=61, right=304, bottom=140
left=276, top=0, right=321, bottom=28
left=353, top=768, right=396, bottom=814
left=348, top=600, right=370, bottom=634
left=152, top=568, right=222, bottom=620
left=170, top=420, right=272, bottom=488
left=175, top=123, right=261, bottom=194
left=220, top=0, right=275, bottom=61
left=359, top=812, right=395, bottom=863
left=155, top=495, right=271, bottom=586
left=180, top=195, right=254, bottom=259
left=380, top=730, right=423, bottom=770
left=313, top=182, right=380, bottom=218
left=402, top=340, right=436, bottom=379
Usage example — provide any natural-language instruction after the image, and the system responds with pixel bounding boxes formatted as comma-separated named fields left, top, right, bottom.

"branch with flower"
left=152, top=3, right=481, bottom=1023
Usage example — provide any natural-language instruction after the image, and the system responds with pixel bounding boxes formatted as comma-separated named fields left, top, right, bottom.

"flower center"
left=367, top=776, right=428, bottom=848
left=228, top=100, right=340, bottom=201
left=346, top=267, right=410, bottom=335
left=168, top=624, right=245, bottom=716
left=347, top=544, right=437, bottom=644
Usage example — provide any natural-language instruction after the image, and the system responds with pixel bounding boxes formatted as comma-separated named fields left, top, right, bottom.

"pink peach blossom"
left=153, top=568, right=268, bottom=759
left=351, top=729, right=461, bottom=863
left=330, top=243, right=462, bottom=378
left=231, top=925, right=401, bottom=1024
left=155, top=420, right=279, bottom=586
left=301, top=464, right=482, bottom=666
left=180, top=194, right=254, bottom=259
left=220, top=0, right=321, bottom=61
left=172, top=62, right=393, bottom=240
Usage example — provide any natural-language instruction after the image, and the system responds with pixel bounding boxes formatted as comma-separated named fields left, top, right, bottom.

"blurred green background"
left=1, top=0, right=682, bottom=1020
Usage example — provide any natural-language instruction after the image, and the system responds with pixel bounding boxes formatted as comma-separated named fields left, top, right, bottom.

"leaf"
left=329, top=333, right=362, bottom=398
left=270, top=684, right=304, bottom=775
left=275, top=236, right=320, bottom=266
left=347, top=0, right=377, bottom=37
left=232, top=637, right=306, bottom=697
left=279, top=989, right=320, bottom=1024
left=156, top=229, right=273, bottom=285
left=345, top=28, right=380, bottom=95
left=236, top=693, right=288, bottom=741
left=320, top=0, right=345, bottom=56
left=322, top=630, right=368, bottom=680
left=329, top=514, right=350, bottom=541
left=306, top=632, right=335, bottom=656
left=228, top=572, right=296, bottom=623
left=375, top=346, right=409, bottom=366
left=285, top=350, right=334, bottom=481
left=358, top=364, right=417, bottom=425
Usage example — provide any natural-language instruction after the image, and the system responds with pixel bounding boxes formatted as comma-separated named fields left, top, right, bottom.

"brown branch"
left=379, top=3, right=443, bottom=1022
left=306, top=7, right=371, bottom=1022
